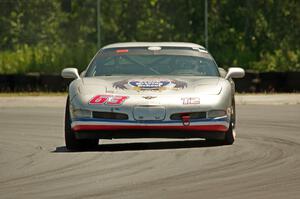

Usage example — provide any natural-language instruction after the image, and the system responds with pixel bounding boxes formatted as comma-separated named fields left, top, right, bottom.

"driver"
left=173, top=56, right=199, bottom=74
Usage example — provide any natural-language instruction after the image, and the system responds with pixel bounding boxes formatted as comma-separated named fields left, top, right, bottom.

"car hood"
left=79, top=76, right=222, bottom=96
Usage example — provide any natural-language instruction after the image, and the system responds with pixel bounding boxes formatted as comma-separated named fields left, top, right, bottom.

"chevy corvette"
left=62, top=42, right=245, bottom=150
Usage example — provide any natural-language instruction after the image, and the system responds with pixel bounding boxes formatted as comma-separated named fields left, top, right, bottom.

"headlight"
left=71, top=109, right=92, bottom=118
left=207, top=110, right=227, bottom=118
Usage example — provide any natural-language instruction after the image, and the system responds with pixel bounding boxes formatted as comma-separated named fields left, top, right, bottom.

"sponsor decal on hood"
left=113, top=78, right=187, bottom=91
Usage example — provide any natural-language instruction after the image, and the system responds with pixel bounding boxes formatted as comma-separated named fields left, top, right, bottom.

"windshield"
left=85, top=47, right=220, bottom=77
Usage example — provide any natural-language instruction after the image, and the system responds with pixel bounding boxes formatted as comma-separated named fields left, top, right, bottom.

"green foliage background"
left=0, top=0, right=299, bottom=74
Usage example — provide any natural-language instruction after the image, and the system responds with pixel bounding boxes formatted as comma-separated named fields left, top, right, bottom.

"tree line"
left=0, top=0, right=299, bottom=74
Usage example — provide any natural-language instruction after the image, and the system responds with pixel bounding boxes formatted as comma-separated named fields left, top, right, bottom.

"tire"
left=224, top=99, right=236, bottom=145
left=223, top=122, right=235, bottom=145
left=206, top=102, right=236, bottom=145
left=206, top=120, right=235, bottom=145
left=231, top=98, right=236, bottom=129
left=65, top=97, right=98, bottom=151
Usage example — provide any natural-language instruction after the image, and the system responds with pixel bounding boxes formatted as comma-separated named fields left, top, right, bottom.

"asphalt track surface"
left=0, top=98, right=300, bottom=198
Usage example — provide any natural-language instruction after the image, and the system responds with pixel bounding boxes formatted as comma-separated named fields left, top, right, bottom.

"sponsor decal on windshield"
left=113, top=78, right=187, bottom=91
left=116, top=49, right=129, bottom=53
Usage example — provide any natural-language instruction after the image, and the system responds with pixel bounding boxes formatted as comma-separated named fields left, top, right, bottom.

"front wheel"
left=65, top=97, right=98, bottom=151
left=223, top=122, right=235, bottom=145
left=206, top=106, right=236, bottom=145
left=224, top=99, right=236, bottom=145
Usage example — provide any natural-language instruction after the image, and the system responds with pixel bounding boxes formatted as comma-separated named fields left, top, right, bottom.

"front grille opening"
left=170, top=112, right=207, bottom=120
left=92, top=111, right=128, bottom=120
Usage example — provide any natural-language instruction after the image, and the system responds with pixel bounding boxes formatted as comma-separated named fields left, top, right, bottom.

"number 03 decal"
left=89, top=95, right=129, bottom=105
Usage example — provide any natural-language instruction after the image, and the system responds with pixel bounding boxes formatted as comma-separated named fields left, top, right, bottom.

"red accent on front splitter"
left=72, top=124, right=228, bottom=132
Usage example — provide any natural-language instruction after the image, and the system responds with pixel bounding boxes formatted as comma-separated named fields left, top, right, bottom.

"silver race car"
left=62, top=42, right=245, bottom=150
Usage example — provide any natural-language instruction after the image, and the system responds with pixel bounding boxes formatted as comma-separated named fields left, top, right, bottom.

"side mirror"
left=225, top=67, right=245, bottom=79
left=61, top=68, right=80, bottom=79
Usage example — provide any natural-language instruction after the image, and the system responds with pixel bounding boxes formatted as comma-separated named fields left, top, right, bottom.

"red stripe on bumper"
left=72, top=124, right=228, bottom=132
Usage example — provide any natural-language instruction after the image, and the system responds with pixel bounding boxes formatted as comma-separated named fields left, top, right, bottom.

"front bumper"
left=72, top=117, right=229, bottom=131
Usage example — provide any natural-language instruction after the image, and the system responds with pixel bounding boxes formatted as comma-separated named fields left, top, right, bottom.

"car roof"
left=102, top=42, right=206, bottom=50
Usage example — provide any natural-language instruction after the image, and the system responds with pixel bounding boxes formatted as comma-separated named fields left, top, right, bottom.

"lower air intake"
left=92, top=111, right=128, bottom=120
left=170, top=112, right=207, bottom=120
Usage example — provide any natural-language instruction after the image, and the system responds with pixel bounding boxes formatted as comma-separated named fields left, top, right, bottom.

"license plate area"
left=133, top=106, right=166, bottom=121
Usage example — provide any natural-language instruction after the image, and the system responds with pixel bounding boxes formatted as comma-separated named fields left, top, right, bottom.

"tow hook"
left=181, top=115, right=191, bottom=126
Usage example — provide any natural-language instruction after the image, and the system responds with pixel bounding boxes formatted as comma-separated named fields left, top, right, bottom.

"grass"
left=0, top=44, right=96, bottom=74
